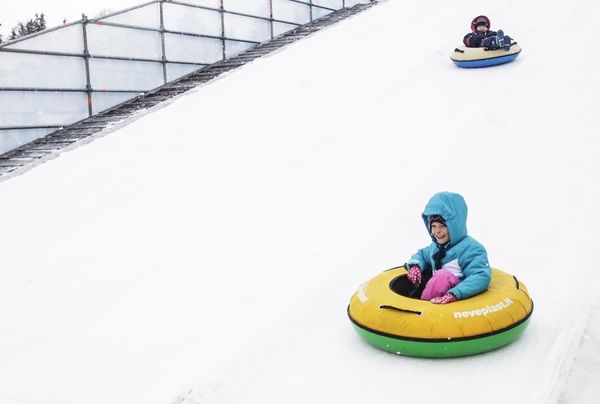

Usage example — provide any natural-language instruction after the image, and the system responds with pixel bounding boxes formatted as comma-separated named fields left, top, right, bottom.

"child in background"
left=463, top=15, right=511, bottom=51
left=406, top=192, right=491, bottom=304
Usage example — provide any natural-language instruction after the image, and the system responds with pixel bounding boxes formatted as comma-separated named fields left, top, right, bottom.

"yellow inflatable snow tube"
left=348, top=267, right=533, bottom=357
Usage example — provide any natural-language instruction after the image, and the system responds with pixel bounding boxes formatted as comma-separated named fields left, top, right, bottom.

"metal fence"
left=0, top=0, right=367, bottom=154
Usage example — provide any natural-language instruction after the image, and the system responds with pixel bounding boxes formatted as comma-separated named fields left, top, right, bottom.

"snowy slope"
left=1, top=0, right=599, bottom=403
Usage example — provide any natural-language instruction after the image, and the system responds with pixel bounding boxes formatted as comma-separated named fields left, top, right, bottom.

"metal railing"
left=0, top=0, right=367, bottom=154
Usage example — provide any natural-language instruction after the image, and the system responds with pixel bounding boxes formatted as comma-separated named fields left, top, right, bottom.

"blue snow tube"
left=451, top=43, right=521, bottom=68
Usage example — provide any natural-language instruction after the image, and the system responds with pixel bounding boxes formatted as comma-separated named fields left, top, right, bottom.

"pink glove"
left=407, top=265, right=421, bottom=285
left=431, top=293, right=457, bottom=304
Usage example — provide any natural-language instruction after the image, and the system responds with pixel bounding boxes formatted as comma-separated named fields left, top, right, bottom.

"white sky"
left=1, top=0, right=142, bottom=38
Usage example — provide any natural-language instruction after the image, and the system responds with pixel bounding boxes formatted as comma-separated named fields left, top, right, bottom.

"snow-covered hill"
left=1, top=0, right=599, bottom=403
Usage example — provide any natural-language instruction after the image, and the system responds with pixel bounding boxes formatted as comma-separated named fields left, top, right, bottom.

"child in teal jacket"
left=406, top=192, right=491, bottom=304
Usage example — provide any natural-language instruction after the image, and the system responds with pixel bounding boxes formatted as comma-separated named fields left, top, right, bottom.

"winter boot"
left=502, top=35, right=513, bottom=51
left=496, top=30, right=512, bottom=51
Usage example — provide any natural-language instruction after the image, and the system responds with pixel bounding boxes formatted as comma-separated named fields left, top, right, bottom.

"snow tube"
left=451, top=42, right=522, bottom=68
left=348, top=267, right=533, bottom=357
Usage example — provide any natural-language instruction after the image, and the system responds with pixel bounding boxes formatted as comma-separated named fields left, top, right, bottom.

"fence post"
left=159, top=1, right=168, bottom=84
left=309, top=0, right=314, bottom=22
left=81, top=14, right=93, bottom=116
left=269, top=0, right=274, bottom=39
left=220, top=0, right=226, bottom=60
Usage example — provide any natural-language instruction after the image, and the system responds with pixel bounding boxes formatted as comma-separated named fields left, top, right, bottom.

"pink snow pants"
left=421, top=269, right=460, bottom=301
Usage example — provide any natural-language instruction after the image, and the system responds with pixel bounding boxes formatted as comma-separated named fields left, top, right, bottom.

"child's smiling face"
left=476, top=24, right=488, bottom=33
left=431, top=222, right=449, bottom=244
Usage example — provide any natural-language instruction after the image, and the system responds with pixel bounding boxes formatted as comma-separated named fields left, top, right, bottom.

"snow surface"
left=1, top=0, right=600, bottom=403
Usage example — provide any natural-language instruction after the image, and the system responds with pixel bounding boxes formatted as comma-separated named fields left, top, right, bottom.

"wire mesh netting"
left=0, top=0, right=369, bottom=154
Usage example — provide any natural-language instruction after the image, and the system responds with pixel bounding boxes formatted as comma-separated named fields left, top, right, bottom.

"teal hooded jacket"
left=408, top=192, right=491, bottom=300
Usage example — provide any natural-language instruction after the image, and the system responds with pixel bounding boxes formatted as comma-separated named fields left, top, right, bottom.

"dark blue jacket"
left=463, top=30, right=497, bottom=48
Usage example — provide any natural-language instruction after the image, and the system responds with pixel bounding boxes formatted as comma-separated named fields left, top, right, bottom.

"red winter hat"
left=471, top=15, right=491, bottom=31
left=429, top=214, right=446, bottom=227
